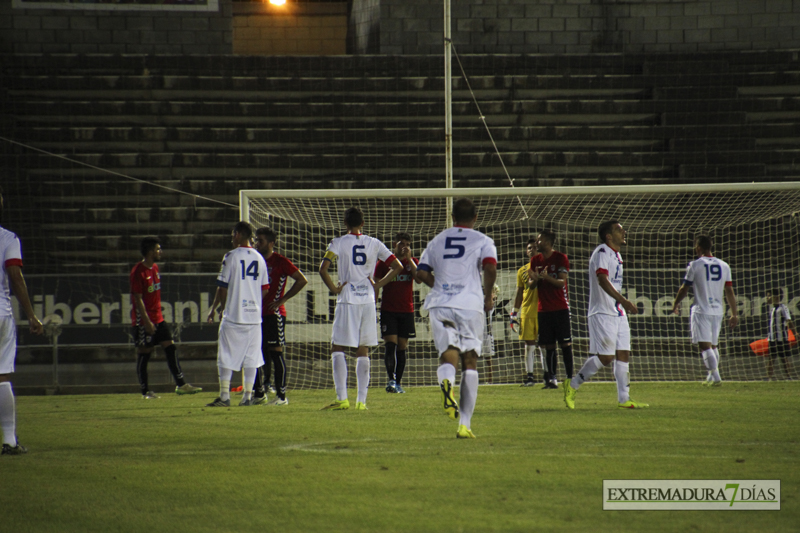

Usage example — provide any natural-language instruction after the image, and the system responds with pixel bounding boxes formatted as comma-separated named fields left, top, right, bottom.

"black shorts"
left=262, top=314, right=286, bottom=347
left=133, top=321, right=173, bottom=348
left=538, top=309, right=572, bottom=345
left=380, top=311, right=416, bottom=339
left=769, top=341, right=791, bottom=359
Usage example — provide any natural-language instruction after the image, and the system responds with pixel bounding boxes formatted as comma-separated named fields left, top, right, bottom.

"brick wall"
left=379, top=0, right=800, bottom=54
left=233, top=2, right=347, bottom=55
left=0, top=0, right=233, bottom=54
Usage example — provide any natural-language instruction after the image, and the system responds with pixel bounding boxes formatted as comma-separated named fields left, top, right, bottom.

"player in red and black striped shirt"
left=130, top=237, right=201, bottom=399
left=253, top=227, right=308, bottom=405
left=528, top=229, right=574, bottom=389
left=374, top=232, right=419, bottom=393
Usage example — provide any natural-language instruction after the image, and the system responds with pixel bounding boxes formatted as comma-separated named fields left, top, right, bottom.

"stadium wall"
left=375, top=0, right=800, bottom=55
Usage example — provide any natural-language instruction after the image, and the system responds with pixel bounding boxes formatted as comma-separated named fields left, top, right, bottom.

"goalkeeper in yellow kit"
left=510, top=238, right=542, bottom=386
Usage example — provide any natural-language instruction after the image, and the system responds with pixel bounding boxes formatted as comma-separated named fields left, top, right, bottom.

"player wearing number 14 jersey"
left=206, top=222, right=270, bottom=407
left=671, top=235, right=738, bottom=386
left=319, top=207, right=403, bottom=411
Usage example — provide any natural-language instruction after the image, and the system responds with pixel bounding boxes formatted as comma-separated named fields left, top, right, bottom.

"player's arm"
left=206, top=287, right=227, bottom=323
left=132, top=293, right=156, bottom=334
left=540, top=271, right=567, bottom=289
left=510, top=279, right=524, bottom=332
left=597, top=273, right=638, bottom=315
left=671, top=283, right=690, bottom=315
left=319, top=251, right=345, bottom=295
left=483, top=261, right=498, bottom=313
left=267, top=270, right=308, bottom=313
left=374, top=257, right=403, bottom=291
left=408, top=258, right=420, bottom=284
left=6, top=265, right=43, bottom=335
left=724, top=284, right=739, bottom=329
left=787, top=318, right=797, bottom=338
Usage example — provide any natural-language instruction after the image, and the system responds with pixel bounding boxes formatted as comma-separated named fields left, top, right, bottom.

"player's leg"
left=766, top=342, right=776, bottom=379
left=269, top=348, right=288, bottom=404
left=0, top=317, right=24, bottom=453
left=519, top=311, right=537, bottom=386
left=430, top=308, right=460, bottom=420
left=395, top=337, right=408, bottom=392
left=383, top=325, right=399, bottom=392
left=354, top=303, right=378, bottom=409
left=238, top=324, right=264, bottom=406
left=455, top=309, right=484, bottom=437
left=157, top=325, right=202, bottom=395
left=207, top=366, right=233, bottom=407
left=539, top=312, right=559, bottom=388
left=565, top=315, right=615, bottom=409
left=781, top=345, right=794, bottom=377
left=556, top=309, right=574, bottom=380
left=322, top=303, right=355, bottom=410
left=137, top=347, right=155, bottom=398
left=614, top=318, right=648, bottom=408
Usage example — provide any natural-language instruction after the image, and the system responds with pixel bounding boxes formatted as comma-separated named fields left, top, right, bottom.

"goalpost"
left=241, top=182, right=800, bottom=389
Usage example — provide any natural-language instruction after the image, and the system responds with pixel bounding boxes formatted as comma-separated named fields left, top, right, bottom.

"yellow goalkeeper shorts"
left=519, top=312, right=538, bottom=342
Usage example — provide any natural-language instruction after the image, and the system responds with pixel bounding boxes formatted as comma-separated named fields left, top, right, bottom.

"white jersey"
left=216, top=246, right=269, bottom=324
left=588, top=243, right=626, bottom=317
left=683, top=255, right=732, bottom=316
left=418, top=226, right=498, bottom=311
left=0, top=226, right=23, bottom=318
left=325, top=233, right=394, bottom=304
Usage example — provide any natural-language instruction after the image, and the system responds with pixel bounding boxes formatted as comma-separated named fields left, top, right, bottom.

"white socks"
left=459, top=369, right=479, bottom=429
left=356, top=357, right=370, bottom=404
left=437, top=363, right=456, bottom=385
left=0, top=382, right=16, bottom=447
left=243, top=367, right=257, bottom=401
left=218, top=367, right=233, bottom=402
left=570, top=355, right=605, bottom=390
left=525, top=345, right=536, bottom=373
left=332, top=351, right=348, bottom=400
left=703, top=348, right=721, bottom=382
left=614, top=360, right=630, bottom=404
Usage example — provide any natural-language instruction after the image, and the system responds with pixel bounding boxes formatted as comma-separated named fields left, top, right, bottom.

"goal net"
left=242, top=183, right=800, bottom=389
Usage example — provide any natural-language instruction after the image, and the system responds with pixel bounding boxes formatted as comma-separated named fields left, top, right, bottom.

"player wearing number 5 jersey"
left=417, top=198, right=498, bottom=439
left=319, top=207, right=403, bottom=411
left=206, top=222, right=270, bottom=407
left=671, top=235, right=738, bottom=386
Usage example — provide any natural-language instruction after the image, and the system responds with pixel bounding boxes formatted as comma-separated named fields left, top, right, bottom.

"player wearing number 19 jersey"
left=206, top=222, right=269, bottom=407
left=417, top=198, right=498, bottom=438
left=671, top=235, right=738, bottom=386
left=319, top=207, right=403, bottom=411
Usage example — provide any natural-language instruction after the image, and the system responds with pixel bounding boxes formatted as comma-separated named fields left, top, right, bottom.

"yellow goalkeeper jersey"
left=516, top=264, right=539, bottom=316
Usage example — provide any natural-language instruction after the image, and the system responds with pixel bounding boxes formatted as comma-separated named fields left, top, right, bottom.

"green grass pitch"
left=2, top=382, right=798, bottom=533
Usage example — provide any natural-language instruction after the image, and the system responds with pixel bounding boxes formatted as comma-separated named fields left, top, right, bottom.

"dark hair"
left=695, top=234, right=712, bottom=252
left=453, top=198, right=477, bottom=223
left=256, top=227, right=277, bottom=242
left=344, top=206, right=364, bottom=228
left=527, top=237, right=537, bottom=246
left=233, top=221, right=254, bottom=240
left=539, top=229, right=556, bottom=246
left=395, top=231, right=411, bottom=244
left=770, top=287, right=782, bottom=297
left=598, top=220, right=619, bottom=244
left=140, top=236, right=160, bottom=257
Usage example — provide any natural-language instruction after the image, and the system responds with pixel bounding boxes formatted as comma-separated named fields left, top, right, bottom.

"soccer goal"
left=241, top=182, right=800, bottom=388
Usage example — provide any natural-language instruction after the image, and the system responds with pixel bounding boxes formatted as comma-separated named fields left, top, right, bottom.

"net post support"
left=444, top=0, right=453, bottom=227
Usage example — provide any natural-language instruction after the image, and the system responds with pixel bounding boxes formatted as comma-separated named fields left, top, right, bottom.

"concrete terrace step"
left=4, top=51, right=799, bottom=77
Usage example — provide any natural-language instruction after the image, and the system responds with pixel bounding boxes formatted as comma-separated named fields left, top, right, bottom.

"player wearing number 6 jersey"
left=319, top=207, right=403, bottom=411
left=417, top=198, right=498, bottom=439
left=206, top=222, right=270, bottom=407
left=671, top=235, right=738, bottom=386
left=564, top=220, right=648, bottom=410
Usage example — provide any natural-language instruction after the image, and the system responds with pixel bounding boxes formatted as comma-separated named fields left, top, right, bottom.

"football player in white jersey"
left=206, top=222, right=270, bottom=407
left=417, top=199, right=497, bottom=439
left=0, top=186, right=43, bottom=455
left=319, top=207, right=403, bottom=411
left=671, top=235, right=738, bottom=386
left=564, top=220, right=649, bottom=410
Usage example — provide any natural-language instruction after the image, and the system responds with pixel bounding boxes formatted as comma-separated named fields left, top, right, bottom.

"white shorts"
left=588, top=314, right=631, bottom=355
left=0, top=316, right=16, bottom=374
left=428, top=307, right=485, bottom=357
left=331, top=302, right=378, bottom=348
left=217, top=319, right=264, bottom=371
left=690, top=309, right=722, bottom=345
